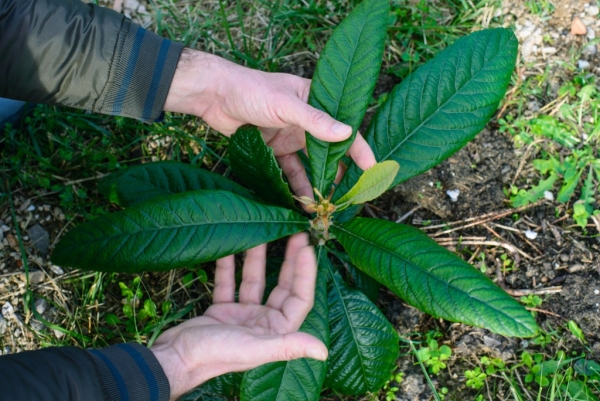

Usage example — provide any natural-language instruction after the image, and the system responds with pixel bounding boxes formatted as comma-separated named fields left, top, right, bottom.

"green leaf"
left=240, top=246, right=330, bottom=401
left=52, top=190, right=308, bottom=272
left=325, top=261, right=399, bottom=394
left=306, top=0, right=389, bottom=196
left=332, top=218, right=538, bottom=337
left=511, top=174, right=558, bottom=207
left=229, top=125, right=296, bottom=209
left=329, top=250, right=380, bottom=303
left=557, top=167, right=583, bottom=203
left=335, top=161, right=399, bottom=210
left=562, top=381, right=599, bottom=401
left=182, top=373, right=243, bottom=401
left=99, top=161, right=257, bottom=207
left=574, top=359, right=600, bottom=377
left=335, top=28, right=518, bottom=201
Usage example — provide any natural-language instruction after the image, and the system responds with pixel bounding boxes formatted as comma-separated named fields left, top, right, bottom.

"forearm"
left=0, top=0, right=182, bottom=122
left=0, top=344, right=170, bottom=401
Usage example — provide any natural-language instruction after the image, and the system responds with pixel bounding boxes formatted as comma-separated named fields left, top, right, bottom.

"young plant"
left=51, top=0, right=538, bottom=399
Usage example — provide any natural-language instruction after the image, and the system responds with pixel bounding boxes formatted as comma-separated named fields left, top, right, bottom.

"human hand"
left=163, top=49, right=376, bottom=198
left=150, top=233, right=327, bottom=400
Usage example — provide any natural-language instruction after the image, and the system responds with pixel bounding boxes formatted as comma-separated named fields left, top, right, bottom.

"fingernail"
left=332, top=122, right=351, bottom=137
left=307, top=348, right=327, bottom=361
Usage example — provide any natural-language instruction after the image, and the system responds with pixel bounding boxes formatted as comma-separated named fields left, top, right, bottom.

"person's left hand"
left=150, top=233, right=327, bottom=400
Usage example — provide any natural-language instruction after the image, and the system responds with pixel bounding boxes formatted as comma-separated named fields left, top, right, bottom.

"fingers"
left=213, top=255, right=236, bottom=303
left=266, top=233, right=317, bottom=330
left=261, top=332, right=328, bottom=363
left=348, top=131, right=377, bottom=170
left=238, top=244, right=267, bottom=304
left=277, top=153, right=313, bottom=200
left=280, top=97, right=352, bottom=142
left=279, top=245, right=317, bottom=328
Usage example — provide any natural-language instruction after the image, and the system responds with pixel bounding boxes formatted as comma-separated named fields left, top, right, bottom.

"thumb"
left=258, top=332, right=328, bottom=365
left=283, top=98, right=352, bottom=142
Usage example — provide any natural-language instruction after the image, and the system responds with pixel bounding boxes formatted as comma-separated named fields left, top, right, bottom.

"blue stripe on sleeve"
left=116, top=343, right=160, bottom=401
left=89, top=349, right=131, bottom=401
left=111, top=27, right=147, bottom=114
left=142, top=40, right=171, bottom=120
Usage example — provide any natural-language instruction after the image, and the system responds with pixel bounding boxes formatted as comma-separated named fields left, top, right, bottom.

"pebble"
left=560, top=254, right=570, bottom=262
left=446, top=189, right=460, bottom=202
left=0, top=315, right=7, bottom=335
left=544, top=190, right=554, bottom=201
left=594, top=289, right=599, bottom=295
left=483, top=335, right=502, bottom=349
left=27, top=224, right=50, bottom=256
left=589, top=5, right=599, bottom=16
left=53, top=329, right=64, bottom=340
left=578, top=60, right=591, bottom=69
left=29, top=270, right=45, bottom=285
left=124, top=0, right=140, bottom=11
left=525, top=229, right=538, bottom=240
left=49, top=264, right=65, bottom=275
left=34, top=298, right=48, bottom=315
left=26, top=205, right=35, bottom=212
left=572, top=17, right=588, bottom=35
left=30, top=319, right=45, bottom=332
left=1, top=225, right=9, bottom=232
left=2, top=302, right=14, bottom=319
left=587, top=27, right=596, bottom=40
left=568, top=264, right=585, bottom=273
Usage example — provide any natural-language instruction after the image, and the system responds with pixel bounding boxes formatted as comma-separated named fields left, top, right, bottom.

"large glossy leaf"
left=335, top=161, right=399, bottom=210
left=229, top=125, right=296, bottom=209
left=330, top=250, right=380, bottom=304
left=332, top=218, right=538, bottom=337
left=182, top=373, right=243, bottom=401
left=240, top=247, right=330, bottom=401
left=52, top=190, right=308, bottom=272
left=335, top=28, right=518, bottom=200
left=325, top=261, right=398, bottom=394
left=306, top=0, right=389, bottom=196
left=99, top=161, right=258, bottom=207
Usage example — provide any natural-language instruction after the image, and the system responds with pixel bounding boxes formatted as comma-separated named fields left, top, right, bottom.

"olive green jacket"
left=0, top=0, right=183, bottom=122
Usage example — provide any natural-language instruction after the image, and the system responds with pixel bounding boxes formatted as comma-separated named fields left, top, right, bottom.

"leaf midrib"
left=312, top=2, right=383, bottom=192
left=327, top=265, right=368, bottom=389
left=74, top=218, right=308, bottom=244
left=332, top=223, right=528, bottom=331
left=379, top=34, right=510, bottom=162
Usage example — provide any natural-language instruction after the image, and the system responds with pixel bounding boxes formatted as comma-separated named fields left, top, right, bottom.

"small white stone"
left=26, top=205, right=35, bottom=212
left=1, top=302, right=14, bottom=319
left=49, top=264, right=65, bottom=275
left=446, top=189, right=460, bottom=202
left=588, top=5, right=599, bottom=16
left=34, top=298, right=48, bottom=315
left=525, top=230, right=538, bottom=240
left=429, top=181, right=434, bottom=187
left=1, top=225, right=9, bottom=232
left=544, top=190, right=555, bottom=201
left=594, top=289, right=599, bottom=295
left=578, top=60, right=591, bottom=69
left=53, top=329, right=64, bottom=339
left=587, top=27, right=596, bottom=39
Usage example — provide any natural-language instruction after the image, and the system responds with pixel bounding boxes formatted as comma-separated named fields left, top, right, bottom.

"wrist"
left=163, top=49, right=231, bottom=118
left=150, top=341, right=212, bottom=400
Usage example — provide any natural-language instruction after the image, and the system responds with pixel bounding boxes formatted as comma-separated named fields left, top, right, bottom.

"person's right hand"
left=150, top=233, right=326, bottom=401
left=163, top=49, right=377, bottom=199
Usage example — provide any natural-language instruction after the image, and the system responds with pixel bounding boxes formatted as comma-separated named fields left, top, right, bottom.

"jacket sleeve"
left=0, top=343, right=170, bottom=401
left=0, top=0, right=183, bottom=122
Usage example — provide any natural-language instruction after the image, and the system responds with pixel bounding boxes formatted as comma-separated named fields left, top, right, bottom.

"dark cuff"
left=88, top=343, right=170, bottom=401
left=96, top=20, right=183, bottom=123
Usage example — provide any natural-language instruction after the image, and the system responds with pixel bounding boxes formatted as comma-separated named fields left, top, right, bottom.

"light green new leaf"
left=229, top=125, right=296, bottom=209
left=332, top=218, right=538, bottom=337
left=99, top=161, right=258, bottom=207
left=240, top=247, right=330, bottom=401
left=52, top=190, right=308, bottom=273
left=335, top=161, right=399, bottom=210
left=306, top=0, right=389, bottom=196
left=325, top=263, right=399, bottom=394
left=335, top=28, right=518, bottom=201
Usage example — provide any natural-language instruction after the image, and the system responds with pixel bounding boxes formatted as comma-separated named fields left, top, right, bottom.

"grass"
left=2, top=0, right=599, bottom=400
